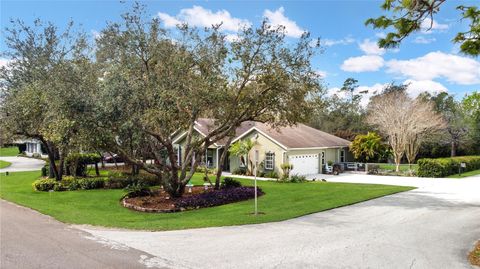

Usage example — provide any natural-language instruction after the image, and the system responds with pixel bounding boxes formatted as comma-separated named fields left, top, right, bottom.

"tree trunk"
left=215, top=138, right=233, bottom=189
left=58, top=154, right=65, bottom=181
left=450, top=141, right=457, bottom=157
left=95, top=163, right=100, bottom=176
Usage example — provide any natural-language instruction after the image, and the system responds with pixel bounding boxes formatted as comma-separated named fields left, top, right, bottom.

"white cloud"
left=420, top=18, right=449, bottom=33
left=315, top=70, right=327, bottom=78
left=328, top=83, right=387, bottom=107
left=403, top=79, right=448, bottom=97
left=0, top=58, right=12, bottom=69
left=322, top=36, right=355, bottom=47
left=386, top=51, right=480, bottom=85
left=157, top=6, right=251, bottom=32
left=412, top=36, right=436, bottom=44
left=224, top=34, right=240, bottom=42
left=341, top=55, right=384, bottom=72
left=263, top=7, right=305, bottom=38
left=359, top=39, right=385, bottom=55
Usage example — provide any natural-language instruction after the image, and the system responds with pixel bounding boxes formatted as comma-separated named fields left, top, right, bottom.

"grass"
left=0, top=170, right=414, bottom=231
left=377, top=163, right=418, bottom=172
left=0, top=147, right=19, bottom=157
left=0, top=160, right=12, bottom=169
left=447, top=169, right=480, bottom=178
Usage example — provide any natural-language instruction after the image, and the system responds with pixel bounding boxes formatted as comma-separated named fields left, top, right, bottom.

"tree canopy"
left=366, top=0, right=480, bottom=56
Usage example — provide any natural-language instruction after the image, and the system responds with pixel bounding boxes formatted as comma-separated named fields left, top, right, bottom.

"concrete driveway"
left=0, top=200, right=156, bottom=269
left=79, top=174, right=480, bottom=269
left=0, top=156, right=45, bottom=172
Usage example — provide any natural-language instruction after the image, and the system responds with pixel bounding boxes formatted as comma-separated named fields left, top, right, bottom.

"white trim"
left=231, top=127, right=288, bottom=150
left=171, top=128, right=220, bottom=147
left=288, top=146, right=347, bottom=151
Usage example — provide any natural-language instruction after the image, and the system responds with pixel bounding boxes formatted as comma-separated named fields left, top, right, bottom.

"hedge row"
left=33, top=172, right=160, bottom=192
left=417, top=156, right=480, bottom=178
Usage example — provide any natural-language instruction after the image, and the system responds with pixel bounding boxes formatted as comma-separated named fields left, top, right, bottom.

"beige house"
left=173, top=119, right=352, bottom=176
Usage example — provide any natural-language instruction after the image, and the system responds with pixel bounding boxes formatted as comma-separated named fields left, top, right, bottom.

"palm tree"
left=229, top=139, right=256, bottom=175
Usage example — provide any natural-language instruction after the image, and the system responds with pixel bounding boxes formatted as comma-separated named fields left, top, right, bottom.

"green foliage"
left=288, top=174, right=307, bottom=183
left=310, top=78, right=367, bottom=136
left=222, top=177, right=242, bottom=188
left=264, top=171, right=279, bottom=179
left=367, top=1, right=479, bottom=56
left=124, top=182, right=151, bottom=198
left=232, top=167, right=247, bottom=175
left=350, top=132, right=390, bottom=162
left=417, top=156, right=480, bottom=178
left=32, top=179, right=58, bottom=191
left=65, top=153, right=102, bottom=177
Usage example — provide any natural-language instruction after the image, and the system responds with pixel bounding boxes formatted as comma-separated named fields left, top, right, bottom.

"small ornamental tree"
left=229, top=139, right=256, bottom=176
left=349, top=132, right=389, bottom=163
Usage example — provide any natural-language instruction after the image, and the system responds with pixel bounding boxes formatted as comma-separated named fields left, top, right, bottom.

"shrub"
left=264, top=171, right=278, bottom=179
left=41, top=165, right=48, bottom=177
left=105, top=172, right=159, bottom=189
left=77, top=177, right=105, bottom=190
left=175, top=186, right=263, bottom=209
left=289, top=174, right=307, bottom=183
left=232, top=167, right=247, bottom=175
left=32, top=179, right=58, bottom=191
left=367, top=164, right=380, bottom=175
left=417, top=156, right=480, bottom=177
left=124, top=182, right=151, bottom=198
left=222, top=177, right=242, bottom=188
left=65, top=153, right=102, bottom=177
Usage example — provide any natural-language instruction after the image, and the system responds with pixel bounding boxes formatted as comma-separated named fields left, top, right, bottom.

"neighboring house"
left=173, top=119, right=352, bottom=176
left=14, top=138, right=48, bottom=158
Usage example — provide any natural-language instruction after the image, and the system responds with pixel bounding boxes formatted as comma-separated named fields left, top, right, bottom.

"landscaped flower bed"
left=122, top=186, right=264, bottom=213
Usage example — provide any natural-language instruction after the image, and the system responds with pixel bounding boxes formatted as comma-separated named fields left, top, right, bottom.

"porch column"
left=216, top=147, right=219, bottom=169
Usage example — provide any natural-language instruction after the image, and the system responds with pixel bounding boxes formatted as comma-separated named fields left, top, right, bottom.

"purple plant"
left=175, top=186, right=264, bottom=209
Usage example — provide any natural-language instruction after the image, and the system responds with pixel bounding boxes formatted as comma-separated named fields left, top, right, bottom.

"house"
left=14, top=138, right=48, bottom=158
left=173, top=119, right=352, bottom=176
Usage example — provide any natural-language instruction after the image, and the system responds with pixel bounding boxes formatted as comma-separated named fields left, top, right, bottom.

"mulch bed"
left=123, top=186, right=206, bottom=213
left=123, top=186, right=262, bottom=213
left=470, top=240, right=480, bottom=267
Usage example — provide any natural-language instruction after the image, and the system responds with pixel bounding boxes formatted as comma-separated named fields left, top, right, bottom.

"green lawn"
left=377, top=163, right=418, bottom=172
left=0, top=171, right=414, bottom=231
left=447, top=169, right=480, bottom=178
left=0, top=160, right=12, bottom=169
left=0, top=147, right=19, bottom=157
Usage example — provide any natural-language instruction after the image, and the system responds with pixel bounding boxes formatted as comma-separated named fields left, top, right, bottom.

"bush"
left=124, top=182, right=151, bottom=198
left=175, top=186, right=263, bottom=209
left=289, top=174, right=307, bottom=183
left=264, top=171, right=278, bottom=179
left=417, top=156, right=480, bottom=177
left=105, top=172, right=159, bottom=189
left=32, top=179, right=58, bottom=191
left=65, top=153, right=102, bottom=177
left=232, top=167, right=247, bottom=175
left=41, top=165, right=48, bottom=177
left=367, top=164, right=380, bottom=175
left=222, top=177, right=242, bottom=188
left=77, top=177, right=105, bottom=190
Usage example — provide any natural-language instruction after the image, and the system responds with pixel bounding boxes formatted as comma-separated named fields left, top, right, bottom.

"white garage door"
left=288, top=154, right=319, bottom=175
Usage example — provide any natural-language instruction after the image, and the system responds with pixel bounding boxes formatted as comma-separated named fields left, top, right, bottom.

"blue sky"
left=2, top=0, right=479, bottom=102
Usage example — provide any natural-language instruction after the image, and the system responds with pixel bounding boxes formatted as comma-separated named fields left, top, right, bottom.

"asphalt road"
left=0, top=157, right=45, bottom=172
left=0, top=200, right=156, bottom=269
left=80, top=174, right=480, bottom=269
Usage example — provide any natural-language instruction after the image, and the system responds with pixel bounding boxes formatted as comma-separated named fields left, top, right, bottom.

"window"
left=265, top=152, right=275, bottom=170
left=340, top=150, right=345, bottom=163
left=206, top=149, right=214, bottom=168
